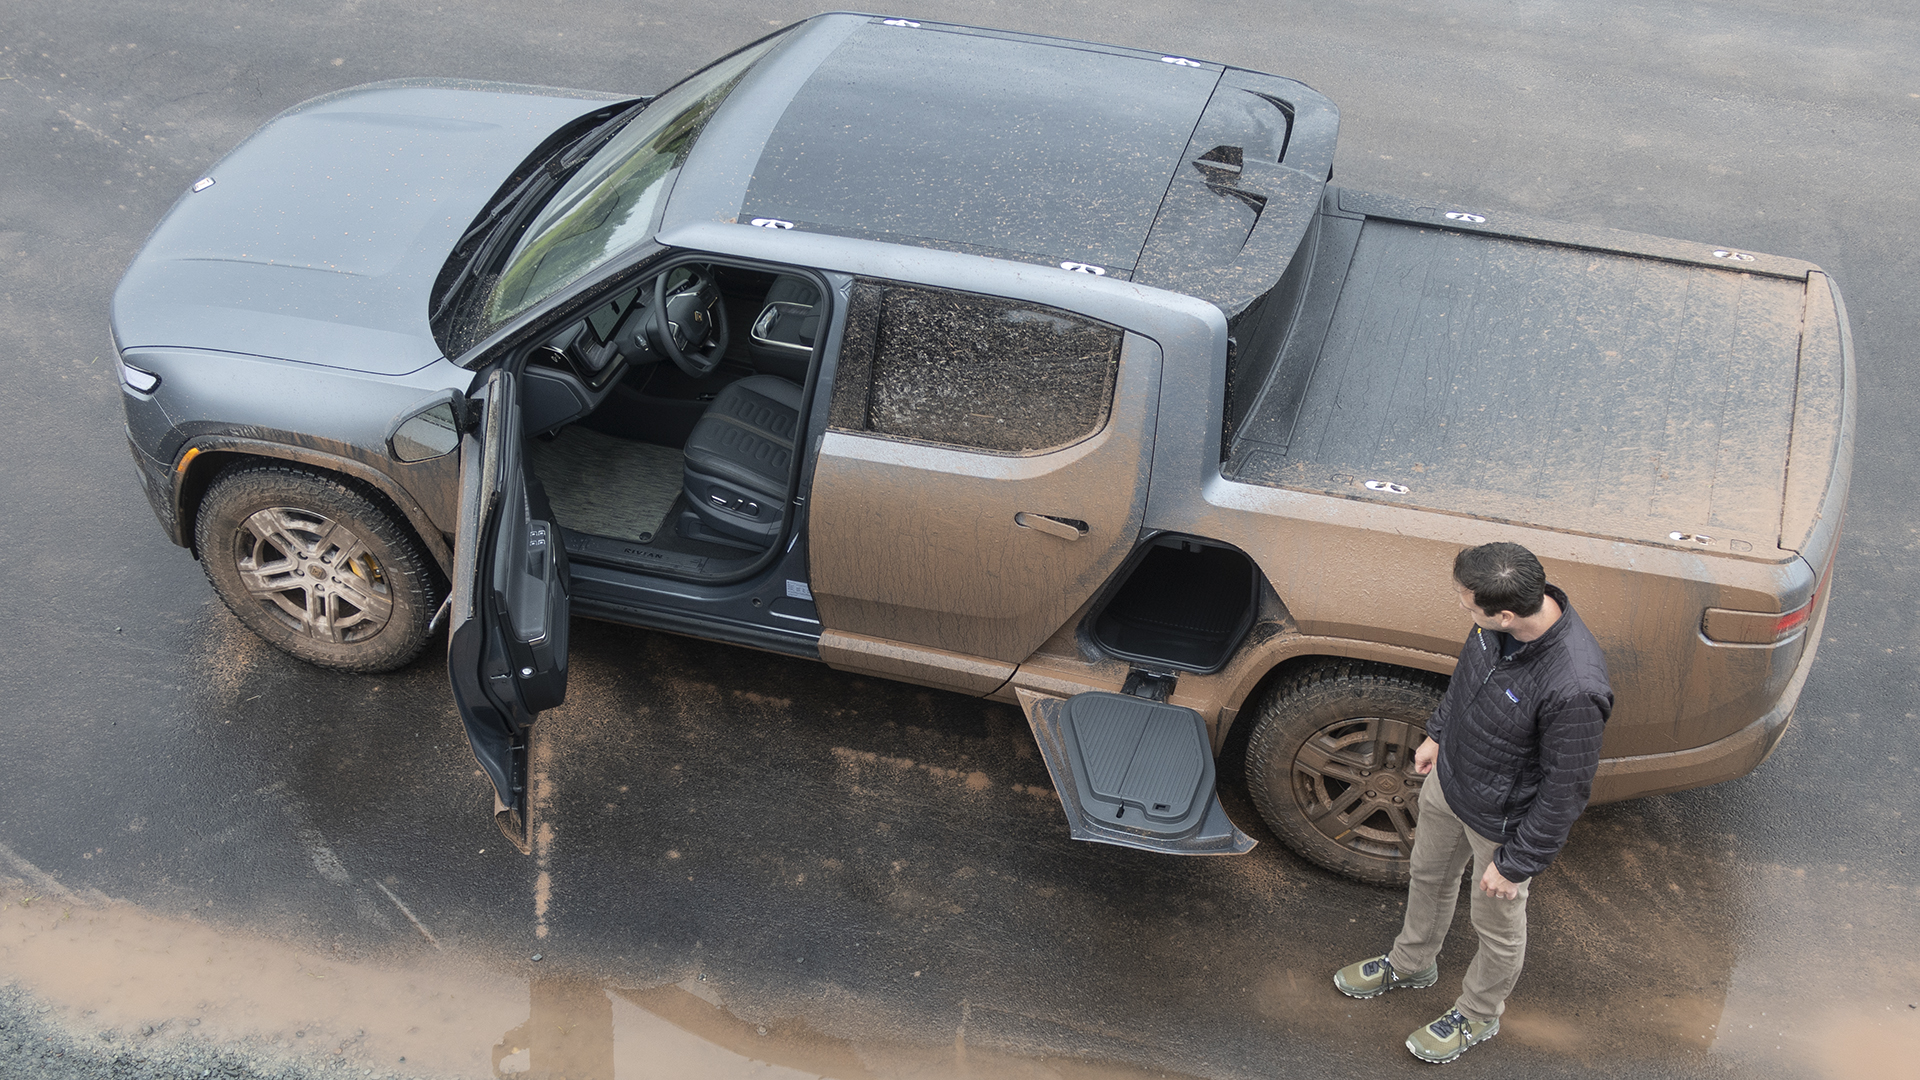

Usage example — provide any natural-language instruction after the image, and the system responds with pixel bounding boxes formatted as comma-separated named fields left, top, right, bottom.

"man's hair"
left=1454, top=542, right=1546, bottom=618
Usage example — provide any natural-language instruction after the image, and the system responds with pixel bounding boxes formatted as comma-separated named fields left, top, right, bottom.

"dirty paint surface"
left=810, top=335, right=1159, bottom=664
left=4, top=1, right=1919, bottom=1079
left=739, top=21, right=1215, bottom=274
left=1227, top=218, right=1809, bottom=544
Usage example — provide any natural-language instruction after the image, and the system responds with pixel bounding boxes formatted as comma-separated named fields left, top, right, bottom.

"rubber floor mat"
left=527, top=427, right=684, bottom=544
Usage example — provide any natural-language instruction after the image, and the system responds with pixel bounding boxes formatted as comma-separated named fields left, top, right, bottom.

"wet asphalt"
left=2, top=1, right=1918, bottom=1078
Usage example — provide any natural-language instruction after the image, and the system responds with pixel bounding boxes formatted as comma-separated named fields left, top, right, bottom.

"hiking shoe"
left=1332, top=954, right=1439, bottom=999
left=1406, top=1007, right=1498, bottom=1063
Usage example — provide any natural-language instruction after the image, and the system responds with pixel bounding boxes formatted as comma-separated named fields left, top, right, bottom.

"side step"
left=1017, top=688, right=1255, bottom=856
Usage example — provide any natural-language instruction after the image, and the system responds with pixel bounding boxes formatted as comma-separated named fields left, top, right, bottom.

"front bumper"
left=127, top=432, right=188, bottom=547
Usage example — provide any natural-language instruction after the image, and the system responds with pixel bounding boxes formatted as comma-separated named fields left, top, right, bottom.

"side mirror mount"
left=386, top=390, right=467, bottom=463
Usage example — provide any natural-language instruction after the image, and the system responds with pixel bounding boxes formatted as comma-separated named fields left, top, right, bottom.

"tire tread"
left=1245, top=661, right=1446, bottom=886
left=193, top=462, right=440, bottom=674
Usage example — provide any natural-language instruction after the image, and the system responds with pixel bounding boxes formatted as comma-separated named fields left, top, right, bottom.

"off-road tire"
left=1246, top=662, right=1446, bottom=886
left=195, top=462, right=439, bottom=673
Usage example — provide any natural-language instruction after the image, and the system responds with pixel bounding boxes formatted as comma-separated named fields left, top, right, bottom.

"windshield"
left=485, top=34, right=784, bottom=324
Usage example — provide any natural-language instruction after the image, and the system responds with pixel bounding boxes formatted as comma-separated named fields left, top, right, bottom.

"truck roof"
left=665, top=14, right=1336, bottom=309
left=741, top=19, right=1215, bottom=274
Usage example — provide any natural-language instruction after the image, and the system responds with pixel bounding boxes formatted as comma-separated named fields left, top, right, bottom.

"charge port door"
left=1016, top=689, right=1254, bottom=855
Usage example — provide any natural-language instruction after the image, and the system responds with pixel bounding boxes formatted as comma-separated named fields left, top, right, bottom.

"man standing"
left=1333, top=542, right=1612, bottom=1063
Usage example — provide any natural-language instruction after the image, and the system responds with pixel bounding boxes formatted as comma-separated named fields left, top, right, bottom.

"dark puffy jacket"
left=1428, top=584, right=1612, bottom=882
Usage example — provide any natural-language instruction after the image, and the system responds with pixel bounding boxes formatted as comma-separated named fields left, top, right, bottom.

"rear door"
left=448, top=368, right=570, bottom=853
left=806, top=280, right=1158, bottom=675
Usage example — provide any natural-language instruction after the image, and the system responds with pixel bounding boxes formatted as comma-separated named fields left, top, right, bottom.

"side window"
left=828, top=280, right=1122, bottom=455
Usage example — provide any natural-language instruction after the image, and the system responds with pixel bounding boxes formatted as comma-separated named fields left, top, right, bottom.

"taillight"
left=1769, top=602, right=1813, bottom=638
left=1703, top=602, right=1811, bottom=644
left=1702, top=544, right=1835, bottom=645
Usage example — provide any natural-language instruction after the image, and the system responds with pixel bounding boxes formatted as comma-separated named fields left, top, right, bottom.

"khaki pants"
left=1386, top=776, right=1530, bottom=1023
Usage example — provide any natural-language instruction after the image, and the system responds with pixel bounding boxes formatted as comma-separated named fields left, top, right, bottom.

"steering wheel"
left=647, top=266, right=730, bottom=377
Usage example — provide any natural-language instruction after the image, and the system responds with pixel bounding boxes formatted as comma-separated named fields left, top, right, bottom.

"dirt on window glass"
left=831, top=282, right=1120, bottom=455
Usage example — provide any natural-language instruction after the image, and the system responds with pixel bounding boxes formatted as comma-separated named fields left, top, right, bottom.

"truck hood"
left=112, top=80, right=621, bottom=375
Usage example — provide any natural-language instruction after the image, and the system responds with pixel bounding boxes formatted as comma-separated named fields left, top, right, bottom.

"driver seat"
left=678, top=375, right=804, bottom=547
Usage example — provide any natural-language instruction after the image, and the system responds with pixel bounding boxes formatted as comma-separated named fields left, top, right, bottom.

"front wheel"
left=1245, top=662, right=1445, bottom=886
left=195, top=462, right=440, bottom=673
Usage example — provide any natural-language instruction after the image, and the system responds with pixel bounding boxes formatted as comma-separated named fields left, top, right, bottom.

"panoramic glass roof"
left=738, top=21, right=1222, bottom=274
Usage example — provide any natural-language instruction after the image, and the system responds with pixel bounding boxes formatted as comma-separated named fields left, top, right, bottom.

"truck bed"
left=1224, top=189, right=1826, bottom=553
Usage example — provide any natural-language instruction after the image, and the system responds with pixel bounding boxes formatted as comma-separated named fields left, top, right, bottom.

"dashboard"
left=521, top=282, right=654, bottom=435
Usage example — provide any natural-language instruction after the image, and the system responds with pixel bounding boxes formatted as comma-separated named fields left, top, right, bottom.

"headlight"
left=117, top=355, right=160, bottom=394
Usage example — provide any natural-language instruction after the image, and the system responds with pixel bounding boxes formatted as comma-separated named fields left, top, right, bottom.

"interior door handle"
left=1014, top=512, right=1089, bottom=541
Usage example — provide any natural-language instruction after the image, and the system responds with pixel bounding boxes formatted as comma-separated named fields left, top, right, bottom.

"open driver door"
left=448, top=367, right=570, bottom=854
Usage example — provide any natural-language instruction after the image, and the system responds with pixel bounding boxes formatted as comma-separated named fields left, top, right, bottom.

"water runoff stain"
left=0, top=839, right=1205, bottom=1079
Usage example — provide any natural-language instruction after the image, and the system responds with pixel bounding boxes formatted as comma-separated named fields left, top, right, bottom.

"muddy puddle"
left=3, top=841, right=1918, bottom=1079
left=0, top=848, right=1201, bottom=1079
left=6, top=649, right=1919, bottom=1080
left=1702, top=863, right=1920, bottom=1078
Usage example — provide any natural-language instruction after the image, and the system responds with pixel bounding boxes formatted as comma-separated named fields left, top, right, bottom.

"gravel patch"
left=0, top=982, right=434, bottom=1080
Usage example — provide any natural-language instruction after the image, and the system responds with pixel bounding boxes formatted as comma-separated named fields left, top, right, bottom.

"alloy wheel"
left=1289, top=715, right=1427, bottom=862
left=232, top=506, right=395, bottom=643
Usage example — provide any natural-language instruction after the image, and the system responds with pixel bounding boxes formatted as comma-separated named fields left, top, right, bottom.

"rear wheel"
left=1245, top=663, right=1445, bottom=886
left=195, top=463, right=439, bottom=673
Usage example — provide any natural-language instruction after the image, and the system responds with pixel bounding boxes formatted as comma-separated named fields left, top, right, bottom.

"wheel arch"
left=175, top=439, right=454, bottom=578
left=1209, top=635, right=1458, bottom=753
left=1077, top=533, right=1462, bottom=749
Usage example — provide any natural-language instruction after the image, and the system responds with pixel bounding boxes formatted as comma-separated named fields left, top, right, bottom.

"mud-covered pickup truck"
left=111, top=14, right=1852, bottom=883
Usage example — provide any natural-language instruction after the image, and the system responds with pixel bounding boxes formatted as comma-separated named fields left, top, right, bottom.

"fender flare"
left=171, top=436, right=455, bottom=577
left=1204, top=628, right=1457, bottom=749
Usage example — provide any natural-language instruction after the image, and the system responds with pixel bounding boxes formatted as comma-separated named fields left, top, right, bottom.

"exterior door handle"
left=1014, top=512, right=1089, bottom=541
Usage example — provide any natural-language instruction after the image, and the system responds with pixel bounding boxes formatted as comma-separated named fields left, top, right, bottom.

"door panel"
left=447, top=368, right=570, bottom=853
left=809, top=334, right=1160, bottom=667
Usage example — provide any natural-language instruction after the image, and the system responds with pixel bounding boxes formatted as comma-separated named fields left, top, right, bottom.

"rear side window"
left=829, top=281, right=1121, bottom=454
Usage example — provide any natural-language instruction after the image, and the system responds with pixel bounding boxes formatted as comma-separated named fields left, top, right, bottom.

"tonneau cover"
left=1225, top=190, right=1825, bottom=555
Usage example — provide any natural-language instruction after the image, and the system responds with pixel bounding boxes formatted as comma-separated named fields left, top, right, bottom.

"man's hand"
left=1413, top=737, right=1439, bottom=776
left=1479, top=861, right=1521, bottom=900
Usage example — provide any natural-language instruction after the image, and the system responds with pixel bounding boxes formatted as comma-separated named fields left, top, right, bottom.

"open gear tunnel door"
left=1017, top=689, right=1255, bottom=855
